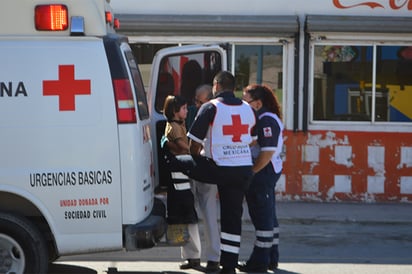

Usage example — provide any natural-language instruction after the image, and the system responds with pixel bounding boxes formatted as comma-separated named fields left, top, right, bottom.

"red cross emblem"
left=222, top=114, right=249, bottom=142
left=43, top=65, right=91, bottom=111
left=263, top=126, right=272, bottom=137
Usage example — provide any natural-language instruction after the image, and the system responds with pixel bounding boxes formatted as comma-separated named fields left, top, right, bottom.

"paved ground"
left=52, top=201, right=412, bottom=274
left=273, top=201, right=412, bottom=224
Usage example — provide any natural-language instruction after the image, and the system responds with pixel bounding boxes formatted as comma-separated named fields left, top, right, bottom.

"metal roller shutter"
left=306, top=15, right=412, bottom=33
left=116, top=14, right=299, bottom=37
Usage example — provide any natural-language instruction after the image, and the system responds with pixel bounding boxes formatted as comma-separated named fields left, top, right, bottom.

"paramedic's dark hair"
left=244, top=84, right=282, bottom=120
left=163, top=95, right=187, bottom=121
left=214, top=71, right=235, bottom=91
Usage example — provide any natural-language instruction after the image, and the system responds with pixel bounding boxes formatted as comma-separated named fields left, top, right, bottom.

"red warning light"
left=35, top=5, right=68, bottom=31
left=105, top=11, right=113, bottom=24
left=114, top=18, right=120, bottom=29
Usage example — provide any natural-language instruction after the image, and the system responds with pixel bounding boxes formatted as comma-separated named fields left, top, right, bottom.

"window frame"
left=229, top=41, right=293, bottom=129
left=308, top=37, right=412, bottom=132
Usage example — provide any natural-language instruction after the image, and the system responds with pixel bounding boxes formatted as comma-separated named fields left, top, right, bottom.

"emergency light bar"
left=35, top=5, right=68, bottom=31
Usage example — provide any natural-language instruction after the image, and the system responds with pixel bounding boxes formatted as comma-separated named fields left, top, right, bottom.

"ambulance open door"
left=148, top=44, right=227, bottom=189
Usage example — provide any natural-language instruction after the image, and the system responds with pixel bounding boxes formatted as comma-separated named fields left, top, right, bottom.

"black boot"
left=179, top=258, right=201, bottom=270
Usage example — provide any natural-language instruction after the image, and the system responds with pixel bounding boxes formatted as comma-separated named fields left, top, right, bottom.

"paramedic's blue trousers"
left=245, top=168, right=281, bottom=268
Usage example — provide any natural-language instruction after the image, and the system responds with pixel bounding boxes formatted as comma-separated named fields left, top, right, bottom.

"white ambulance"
left=0, top=1, right=167, bottom=273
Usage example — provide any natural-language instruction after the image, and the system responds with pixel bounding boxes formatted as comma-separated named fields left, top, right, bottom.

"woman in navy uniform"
left=239, top=84, right=284, bottom=273
left=187, top=71, right=257, bottom=274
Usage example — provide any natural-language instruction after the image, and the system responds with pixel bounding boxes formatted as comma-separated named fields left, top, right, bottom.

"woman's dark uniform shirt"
left=252, top=106, right=284, bottom=173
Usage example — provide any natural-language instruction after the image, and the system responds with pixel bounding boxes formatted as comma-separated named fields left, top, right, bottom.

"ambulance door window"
left=129, top=43, right=178, bottom=88
left=124, top=50, right=149, bottom=120
left=155, top=51, right=222, bottom=113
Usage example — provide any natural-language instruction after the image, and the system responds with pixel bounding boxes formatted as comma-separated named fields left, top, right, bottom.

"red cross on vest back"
left=43, top=65, right=91, bottom=111
left=222, top=114, right=249, bottom=142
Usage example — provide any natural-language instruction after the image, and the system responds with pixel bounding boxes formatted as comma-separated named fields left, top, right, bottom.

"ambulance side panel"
left=0, top=38, right=123, bottom=254
left=112, top=41, right=155, bottom=225
left=102, top=35, right=164, bottom=252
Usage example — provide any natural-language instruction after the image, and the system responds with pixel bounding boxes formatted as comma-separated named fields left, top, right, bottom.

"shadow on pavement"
left=48, top=263, right=97, bottom=274
left=48, top=264, right=300, bottom=274
left=107, top=267, right=188, bottom=274
left=105, top=266, right=299, bottom=274
left=275, top=269, right=300, bottom=274
left=48, top=265, right=192, bottom=274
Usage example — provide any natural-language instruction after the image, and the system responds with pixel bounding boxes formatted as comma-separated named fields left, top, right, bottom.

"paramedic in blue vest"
left=187, top=71, right=257, bottom=274
left=238, top=84, right=284, bottom=273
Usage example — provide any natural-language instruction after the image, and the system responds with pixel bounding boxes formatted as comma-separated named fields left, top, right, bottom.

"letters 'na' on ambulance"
left=0, top=0, right=166, bottom=273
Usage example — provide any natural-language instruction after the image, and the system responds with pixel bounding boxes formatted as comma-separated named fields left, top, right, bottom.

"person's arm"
left=250, top=108, right=258, bottom=146
left=174, top=138, right=190, bottom=154
left=252, top=150, right=275, bottom=174
left=252, top=114, right=280, bottom=173
left=187, top=102, right=215, bottom=155
left=249, top=139, right=257, bottom=147
left=165, top=122, right=189, bottom=155
left=189, top=139, right=203, bottom=155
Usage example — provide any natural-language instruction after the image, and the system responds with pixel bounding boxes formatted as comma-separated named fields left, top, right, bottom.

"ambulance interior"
left=154, top=51, right=223, bottom=190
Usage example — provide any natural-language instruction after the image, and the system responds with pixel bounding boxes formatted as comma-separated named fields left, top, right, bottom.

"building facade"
left=112, top=0, right=412, bottom=202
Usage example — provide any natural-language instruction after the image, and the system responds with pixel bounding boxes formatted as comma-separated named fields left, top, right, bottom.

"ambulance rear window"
left=124, top=51, right=149, bottom=120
